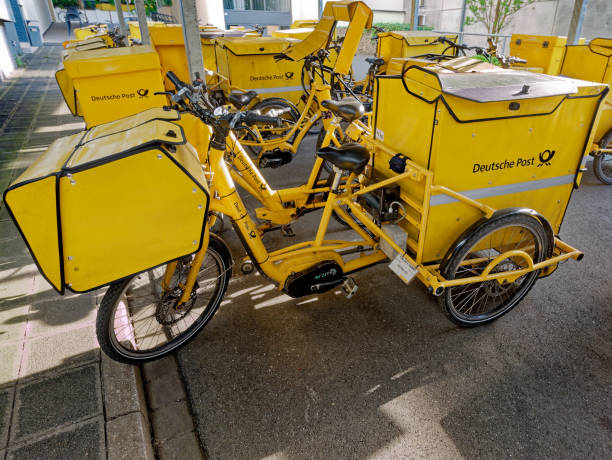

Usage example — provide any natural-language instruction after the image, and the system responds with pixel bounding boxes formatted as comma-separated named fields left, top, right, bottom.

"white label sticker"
left=375, top=128, right=384, bottom=141
left=389, top=255, right=418, bottom=284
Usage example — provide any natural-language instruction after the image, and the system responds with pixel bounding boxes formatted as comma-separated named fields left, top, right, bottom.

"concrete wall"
left=291, top=0, right=318, bottom=22
left=0, top=23, right=16, bottom=79
left=0, top=0, right=15, bottom=79
left=22, top=0, right=52, bottom=33
left=421, top=0, right=612, bottom=42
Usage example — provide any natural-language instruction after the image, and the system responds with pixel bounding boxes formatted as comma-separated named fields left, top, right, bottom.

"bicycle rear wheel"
left=439, top=214, right=549, bottom=326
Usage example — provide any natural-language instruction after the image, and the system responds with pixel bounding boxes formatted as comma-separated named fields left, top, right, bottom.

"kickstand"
left=281, top=224, right=295, bottom=237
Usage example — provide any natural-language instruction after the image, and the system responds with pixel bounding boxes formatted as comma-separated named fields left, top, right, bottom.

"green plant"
left=472, top=53, right=501, bottom=66
left=52, top=0, right=78, bottom=7
left=464, top=0, right=535, bottom=35
left=371, top=22, right=433, bottom=32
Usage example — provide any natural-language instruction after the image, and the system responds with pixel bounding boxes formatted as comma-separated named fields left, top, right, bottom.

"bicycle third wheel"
left=593, top=130, right=612, bottom=185
left=96, top=235, right=232, bottom=364
left=439, top=213, right=550, bottom=327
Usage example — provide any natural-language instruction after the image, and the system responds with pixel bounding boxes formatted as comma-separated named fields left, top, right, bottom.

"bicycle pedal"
left=342, top=277, right=358, bottom=299
left=281, top=224, right=295, bottom=237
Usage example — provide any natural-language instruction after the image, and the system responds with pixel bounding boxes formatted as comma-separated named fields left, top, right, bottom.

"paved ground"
left=1, top=34, right=610, bottom=460
left=176, top=123, right=612, bottom=457
left=0, top=45, right=155, bottom=459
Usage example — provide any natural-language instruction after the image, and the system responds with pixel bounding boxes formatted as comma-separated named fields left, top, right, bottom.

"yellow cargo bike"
left=4, top=60, right=606, bottom=363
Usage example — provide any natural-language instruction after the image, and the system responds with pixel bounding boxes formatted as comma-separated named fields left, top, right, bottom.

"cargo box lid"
left=217, top=37, right=297, bottom=55
left=381, top=31, right=456, bottom=46
left=437, top=71, right=578, bottom=102
left=589, top=37, right=612, bottom=56
left=404, top=64, right=581, bottom=102
left=63, top=45, right=161, bottom=78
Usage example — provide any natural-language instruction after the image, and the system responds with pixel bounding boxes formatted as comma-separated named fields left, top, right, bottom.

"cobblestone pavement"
left=0, top=45, right=154, bottom=460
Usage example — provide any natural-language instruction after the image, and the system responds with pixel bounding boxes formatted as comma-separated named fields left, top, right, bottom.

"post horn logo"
left=137, top=88, right=149, bottom=97
left=284, top=71, right=294, bottom=80
left=538, top=149, right=555, bottom=167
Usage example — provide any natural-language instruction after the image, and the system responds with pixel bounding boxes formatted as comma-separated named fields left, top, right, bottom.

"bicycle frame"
left=238, top=82, right=343, bottom=159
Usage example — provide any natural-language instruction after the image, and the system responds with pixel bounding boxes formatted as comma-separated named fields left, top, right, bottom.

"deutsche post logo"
left=137, top=88, right=149, bottom=97
left=538, top=149, right=555, bottom=167
left=284, top=71, right=294, bottom=80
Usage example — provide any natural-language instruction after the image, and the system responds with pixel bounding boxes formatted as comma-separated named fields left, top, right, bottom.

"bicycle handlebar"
left=166, top=71, right=185, bottom=90
left=163, top=71, right=282, bottom=131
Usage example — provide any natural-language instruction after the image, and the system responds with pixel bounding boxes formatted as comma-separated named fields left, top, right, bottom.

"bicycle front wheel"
left=96, top=236, right=232, bottom=364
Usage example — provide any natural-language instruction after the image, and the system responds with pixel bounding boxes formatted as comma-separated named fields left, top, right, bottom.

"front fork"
left=162, top=218, right=212, bottom=306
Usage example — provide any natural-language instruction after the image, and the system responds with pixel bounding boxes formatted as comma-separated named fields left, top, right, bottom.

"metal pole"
left=134, top=0, right=150, bottom=45
left=567, top=0, right=589, bottom=45
left=114, top=0, right=128, bottom=43
left=458, top=0, right=467, bottom=45
left=179, top=0, right=204, bottom=83
left=410, top=0, right=416, bottom=30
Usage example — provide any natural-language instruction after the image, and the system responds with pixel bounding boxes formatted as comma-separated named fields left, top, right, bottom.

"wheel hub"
left=155, top=283, right=198, bottom=325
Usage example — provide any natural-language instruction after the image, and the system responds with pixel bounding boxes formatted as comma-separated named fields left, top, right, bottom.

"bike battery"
left=4, top=108, right=209, bottom=294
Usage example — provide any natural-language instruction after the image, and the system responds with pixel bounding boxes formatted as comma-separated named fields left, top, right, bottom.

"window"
left=224, top=0, right=289, bottom=11
left=418, top=15, right=425, bottom=26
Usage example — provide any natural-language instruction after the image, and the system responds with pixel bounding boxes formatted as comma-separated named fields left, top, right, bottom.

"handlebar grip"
left=166, top=71, right=185, bottom=90
left=243, top=112, right=282, bottom=127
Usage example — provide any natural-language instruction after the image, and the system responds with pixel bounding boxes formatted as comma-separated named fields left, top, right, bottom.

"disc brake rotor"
left=155, top=282, right=199, bottom=326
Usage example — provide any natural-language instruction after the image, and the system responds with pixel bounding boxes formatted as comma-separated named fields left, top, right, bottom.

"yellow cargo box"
left=272, top=27, right=315, bottom=40
left=509, top=34, right=584, bottom=75
left=215, top=36, right=304, bottom=105
left=74, top=24, right=108, bottom=41
left=128, top=21, right=167, bottom=40
left=561, top=37, right=612, bottom=142
left=3, top=108, right=209, bottom=294
left=291, top=20, right=318, bottom=29
left=61, top=46, right=167, bottom=127
left=371, top=63, right=608, bottom=262
left=149, top=25, right=225, bottom=89
left=376, top=31, right=457, bottom=73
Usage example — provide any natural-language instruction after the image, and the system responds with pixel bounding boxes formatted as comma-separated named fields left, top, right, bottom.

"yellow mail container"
left=149, top=25, right=222, bottom=89
left=291, top=20, right=318, bottom=29
left=272, top=27, right=315, bottom=40
left=372, top=64, right=608, bottom=262
left=61, top=46, right=167, bottom=127
left=128, top=21, right=167, bottom=40
left=560, top=37, right=612, bottom=142
left=215, top=36, right=304, bottom=105
left=510, top=34, right=584, bottom=75
left=3, top=108, right=209, bottom=294
left=74, top=24, right=108, bottom=41
left=376, top=31, right=457, bottom=73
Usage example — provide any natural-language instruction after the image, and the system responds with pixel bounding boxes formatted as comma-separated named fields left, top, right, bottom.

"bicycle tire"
left=439, top=213, right=549, bottom=327
left=96, top=234, right=232, bottom=364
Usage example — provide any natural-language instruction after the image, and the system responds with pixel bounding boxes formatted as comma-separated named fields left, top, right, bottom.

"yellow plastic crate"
left=371, top=63, right=607, bottom=262
left=61, top=46, right=167, bottom=127
left=4, top=108, right=209, bottom=293
left=376, top=31, right=457, bottom=73
left=215, top=36, right=304, bottom=105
